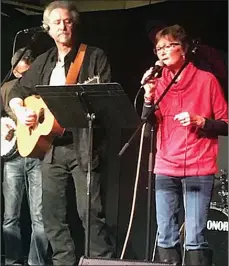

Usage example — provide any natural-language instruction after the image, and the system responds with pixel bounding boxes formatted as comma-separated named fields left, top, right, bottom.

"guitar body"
left=17, top=95, right=65, bottom=158
left=16, top=76, right=99, bottom=158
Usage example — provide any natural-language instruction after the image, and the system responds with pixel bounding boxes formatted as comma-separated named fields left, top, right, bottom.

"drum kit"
left=207, top=169, right=228, bottom=266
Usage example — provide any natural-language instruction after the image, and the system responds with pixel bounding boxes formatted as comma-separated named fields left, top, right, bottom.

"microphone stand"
left=118, top=41, right=199, bottom=261
left=1, top=31, right=40, bottom=87
left=145, top=114, right=157, bottom=261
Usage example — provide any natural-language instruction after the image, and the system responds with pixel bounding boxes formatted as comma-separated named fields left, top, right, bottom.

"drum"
left=206, top=203, right=228, bottom=266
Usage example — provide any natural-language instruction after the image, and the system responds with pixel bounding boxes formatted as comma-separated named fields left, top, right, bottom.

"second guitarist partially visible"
left=8, top=2, right=115, bottom=265
left=1, top=47, right=49, bottom=266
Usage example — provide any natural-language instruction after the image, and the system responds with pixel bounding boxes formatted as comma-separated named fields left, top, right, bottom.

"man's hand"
left=16, top=106, right=37, bottom=126
left=9, top=97, right=37, bottom=127
left=174, top=111, right=205, bottom=128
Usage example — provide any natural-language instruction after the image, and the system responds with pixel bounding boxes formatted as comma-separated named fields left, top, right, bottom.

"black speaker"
left=79, top=256, right=175, bottom=265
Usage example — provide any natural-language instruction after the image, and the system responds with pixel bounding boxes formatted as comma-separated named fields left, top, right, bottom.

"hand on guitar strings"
left=16, top=106, right=38, bottom=127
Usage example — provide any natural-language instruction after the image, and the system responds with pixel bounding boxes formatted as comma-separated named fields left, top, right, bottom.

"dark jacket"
left=8, top=44, right=112, bottom=169
left=1, top=79, right=18, bottom=121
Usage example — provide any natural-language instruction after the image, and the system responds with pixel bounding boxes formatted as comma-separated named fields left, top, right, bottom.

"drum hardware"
left=210, top=202, right=228, bottom=213
left=217, top=191, right=228, bottom=204
left=215, top=169, right=228, bottom=208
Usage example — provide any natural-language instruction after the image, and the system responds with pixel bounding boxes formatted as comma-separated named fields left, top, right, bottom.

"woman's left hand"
left=174, top=111, right=205, bottom=128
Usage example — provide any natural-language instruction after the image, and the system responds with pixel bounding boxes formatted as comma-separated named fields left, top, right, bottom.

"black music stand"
left=35, top=82, right=140, bottom=257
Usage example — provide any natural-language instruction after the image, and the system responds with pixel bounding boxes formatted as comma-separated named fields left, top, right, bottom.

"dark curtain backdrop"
left=1, top=0, right=228, bottom=263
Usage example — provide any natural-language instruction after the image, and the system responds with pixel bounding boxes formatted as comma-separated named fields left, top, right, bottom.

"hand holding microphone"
left=141, top=61, right=164, bottom=103
left=141, top=60, right=164, bottom=85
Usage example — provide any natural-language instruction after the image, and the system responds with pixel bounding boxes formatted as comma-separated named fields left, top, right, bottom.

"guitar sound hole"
left=38, top=108, right=45, bottom=124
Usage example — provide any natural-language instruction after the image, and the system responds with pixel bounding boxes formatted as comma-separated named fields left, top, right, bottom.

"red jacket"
left=153, top=62, right=228, bottom=176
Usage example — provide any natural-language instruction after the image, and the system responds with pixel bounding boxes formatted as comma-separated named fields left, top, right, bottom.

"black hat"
left=11, top=47, right=34, bottom=67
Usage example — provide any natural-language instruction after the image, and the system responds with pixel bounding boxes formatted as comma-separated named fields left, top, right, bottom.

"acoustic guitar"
left=17, top=76, right=100, bottom=158
left=16, top=95, right=65, bottom=158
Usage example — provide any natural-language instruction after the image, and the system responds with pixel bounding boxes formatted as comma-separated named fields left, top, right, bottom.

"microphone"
left=141, top=60, right=164, bottom=86
left=22, top=24, right=50, bottom=34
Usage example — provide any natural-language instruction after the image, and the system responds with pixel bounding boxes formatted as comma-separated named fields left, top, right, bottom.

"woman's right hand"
left=141, top=67, right=157, bottom=102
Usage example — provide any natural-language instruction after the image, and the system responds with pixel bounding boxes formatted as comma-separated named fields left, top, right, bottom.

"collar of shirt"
left=50, top=41, right=80, bottom=67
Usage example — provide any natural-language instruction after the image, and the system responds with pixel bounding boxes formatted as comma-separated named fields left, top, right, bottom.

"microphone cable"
left=120, top=122, right=146, bottom=259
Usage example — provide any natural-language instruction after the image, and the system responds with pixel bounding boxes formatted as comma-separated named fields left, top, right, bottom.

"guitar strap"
left=63, top=43, right=87, bottom=152
left=65, top=43, right=87, bottom=84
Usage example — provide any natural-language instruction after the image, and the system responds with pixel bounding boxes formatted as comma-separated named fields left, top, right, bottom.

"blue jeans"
left=155, top=175, right=214, bottom=250
left=2, top=156, right=48, bottom=265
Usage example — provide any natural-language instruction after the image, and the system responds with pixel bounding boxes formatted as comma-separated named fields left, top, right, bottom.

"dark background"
left=1, top=0, right=228, bottom=264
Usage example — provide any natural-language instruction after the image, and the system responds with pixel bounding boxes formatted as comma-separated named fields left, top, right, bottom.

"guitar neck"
left=80, top=75, right=100, bottom=84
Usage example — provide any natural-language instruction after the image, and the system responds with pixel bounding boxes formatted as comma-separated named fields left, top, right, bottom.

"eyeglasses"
left=154, top=42, right=181, bottom=54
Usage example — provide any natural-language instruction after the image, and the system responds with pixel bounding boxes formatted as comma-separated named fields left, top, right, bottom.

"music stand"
left=35, top=82, right=140, bottom=257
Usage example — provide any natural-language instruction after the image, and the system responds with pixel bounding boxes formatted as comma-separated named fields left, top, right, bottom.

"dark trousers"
left=42, top=144, right=114, bottom=266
